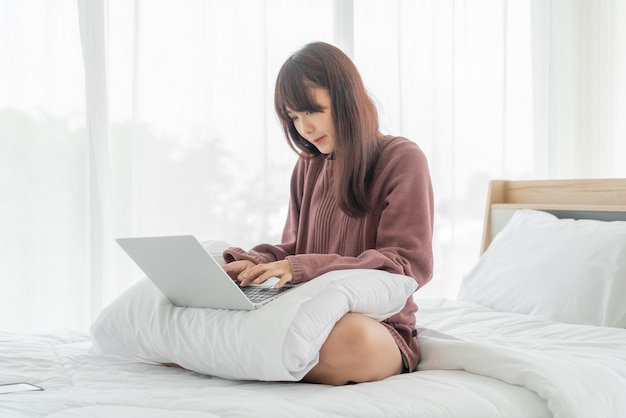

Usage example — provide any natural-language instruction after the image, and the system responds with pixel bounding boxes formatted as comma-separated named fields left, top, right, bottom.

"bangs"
left=275, top=59, right=325, bottom=121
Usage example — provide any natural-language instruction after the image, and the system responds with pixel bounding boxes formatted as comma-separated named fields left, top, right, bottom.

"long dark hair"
left=274, top=42, right=381, bottom=217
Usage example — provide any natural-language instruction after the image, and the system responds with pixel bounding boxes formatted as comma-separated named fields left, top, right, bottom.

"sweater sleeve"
left=223, top=139, right=434, bottom=290
left=286, top=140, right=434, bottom=288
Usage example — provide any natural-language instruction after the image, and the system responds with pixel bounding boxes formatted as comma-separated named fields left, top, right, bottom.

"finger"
left=224, top=261, right=256, bottom=282
left=251, top=270, right=279, bottom=285
left=275, top=274, right=293, bottom=289
left=239, top=265, right=265, bottom=286
left=253, top=268, right=292, bottom=288
left=222, top=263, right=237, bottom=276
left=240, top=261, right=290, bottom=286
left=223, top=263, right=245, bottom=281
left=223, top=260, right=247, bottom=273
left=249, top=260, right=292, bottom=287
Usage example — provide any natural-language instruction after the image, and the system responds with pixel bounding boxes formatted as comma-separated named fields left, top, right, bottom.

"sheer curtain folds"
left=77, top=0, right=115, bottom=320
left=1, top=0, right=624, bottom=330
left=531, top=0, right=625, bottom=178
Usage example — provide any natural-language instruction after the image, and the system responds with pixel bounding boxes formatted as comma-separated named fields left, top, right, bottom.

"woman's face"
left=286, top=88, right=336, bottom=155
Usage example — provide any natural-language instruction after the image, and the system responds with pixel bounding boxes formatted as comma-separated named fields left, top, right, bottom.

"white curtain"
left=531, top=0, right=626, bottom=178
left=1, top=0, right=624, bottom=331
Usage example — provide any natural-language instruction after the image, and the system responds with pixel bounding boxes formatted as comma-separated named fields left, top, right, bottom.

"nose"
left=299, top=115, right=314, bottom=134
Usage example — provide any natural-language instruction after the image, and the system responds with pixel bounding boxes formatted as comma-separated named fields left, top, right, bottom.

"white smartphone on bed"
left=0, top=382, right=43, bottom=394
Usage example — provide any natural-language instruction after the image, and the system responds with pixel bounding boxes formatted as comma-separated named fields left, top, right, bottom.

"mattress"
left=2, top=298, right=625, bottom=418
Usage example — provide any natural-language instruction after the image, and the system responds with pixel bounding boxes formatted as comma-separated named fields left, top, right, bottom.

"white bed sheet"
left=416, top=298, right=626, bottom=418
left=1, top=299, right=624, bottom=418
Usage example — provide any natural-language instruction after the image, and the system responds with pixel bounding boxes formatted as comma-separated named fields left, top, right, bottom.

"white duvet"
left=1, top=299, right=624, bottom=418
left=416, top=299, right=626, bottom=418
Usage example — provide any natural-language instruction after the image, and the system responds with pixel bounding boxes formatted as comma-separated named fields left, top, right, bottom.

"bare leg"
left=302, top=312, right=403, bottom=386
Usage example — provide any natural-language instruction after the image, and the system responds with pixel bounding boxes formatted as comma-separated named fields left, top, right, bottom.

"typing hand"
left=225, top=260, right=294, bottom=288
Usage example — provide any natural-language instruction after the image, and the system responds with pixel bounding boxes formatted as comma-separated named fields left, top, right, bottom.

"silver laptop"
left=116, top=235, right=295, bottom=310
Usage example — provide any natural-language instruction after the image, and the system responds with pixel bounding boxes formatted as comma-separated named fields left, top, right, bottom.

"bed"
left=2, top=178, right=626, bottom=418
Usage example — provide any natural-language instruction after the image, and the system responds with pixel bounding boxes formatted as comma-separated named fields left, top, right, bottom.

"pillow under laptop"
left=90, top=268, right=417, bottom=381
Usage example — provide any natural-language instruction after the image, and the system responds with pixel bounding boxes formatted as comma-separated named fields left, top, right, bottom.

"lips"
left=312, top=135, right=325, bottom=144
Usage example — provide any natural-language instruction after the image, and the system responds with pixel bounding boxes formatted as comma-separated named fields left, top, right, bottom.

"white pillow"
left=90, top=269, right=417, bottom=381
left=458, top=209, right=626, bottom=328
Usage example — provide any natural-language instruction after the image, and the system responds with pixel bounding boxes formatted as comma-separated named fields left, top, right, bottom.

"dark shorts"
left=381, top=323, right=419, bottom=373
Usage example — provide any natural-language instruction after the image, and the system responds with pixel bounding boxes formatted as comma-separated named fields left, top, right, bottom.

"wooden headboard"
left=481, top=178, right=626, bottom=254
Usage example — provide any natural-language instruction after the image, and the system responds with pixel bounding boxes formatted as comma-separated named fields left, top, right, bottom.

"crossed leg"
left=302, top=312, right=403, bottom=386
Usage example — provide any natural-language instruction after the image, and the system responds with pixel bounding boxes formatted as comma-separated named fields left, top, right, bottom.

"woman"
left=223, top=42, right=434, bottom=385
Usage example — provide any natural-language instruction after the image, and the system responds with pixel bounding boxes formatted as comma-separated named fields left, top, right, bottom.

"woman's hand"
left=222, top=260, right=256, bottom=282
left=223, top=259, right=293, bottom=288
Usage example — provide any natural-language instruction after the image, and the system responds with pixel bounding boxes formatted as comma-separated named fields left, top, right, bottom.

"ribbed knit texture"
left=224, top=136, right=434, bottom=371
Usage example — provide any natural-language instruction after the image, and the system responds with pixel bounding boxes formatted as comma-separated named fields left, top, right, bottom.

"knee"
left=322, top=313, right=398, bottom=368
left=331, top=313, right=378, bottom=356
left=305, top=313, right=403, bottom=385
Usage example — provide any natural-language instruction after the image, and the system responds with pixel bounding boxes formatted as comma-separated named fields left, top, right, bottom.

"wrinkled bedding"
left=2, top=298, right=624, bottom=418
left=416, top=299, right=626, bottom=418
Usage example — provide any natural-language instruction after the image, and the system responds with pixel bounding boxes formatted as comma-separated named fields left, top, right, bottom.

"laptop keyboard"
left=241, top=285, right=292, bottom=303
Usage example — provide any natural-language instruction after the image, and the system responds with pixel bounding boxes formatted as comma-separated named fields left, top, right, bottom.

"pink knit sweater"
left=224, top=135, right=434, bottom=332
